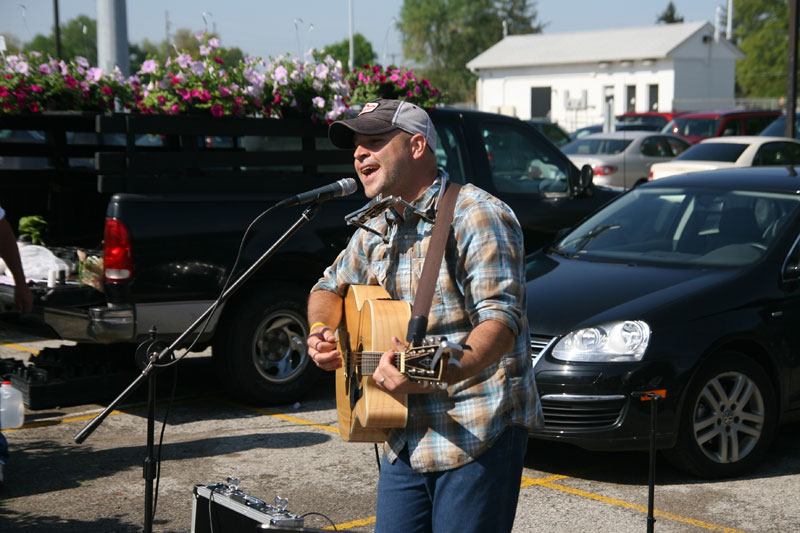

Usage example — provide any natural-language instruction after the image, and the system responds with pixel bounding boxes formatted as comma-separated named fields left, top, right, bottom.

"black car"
left=525, top=166, right=800, bottom=478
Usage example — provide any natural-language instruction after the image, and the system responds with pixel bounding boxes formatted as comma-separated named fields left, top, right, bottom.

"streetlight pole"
left=348, top=0, right=354, bottom=71
left=787, top=0, right=798, bottom=139
left=53, top=0, right=62, bottom=59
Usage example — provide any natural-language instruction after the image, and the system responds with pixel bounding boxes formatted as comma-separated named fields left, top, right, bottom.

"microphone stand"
left=73, top=202, right=323, bottom=533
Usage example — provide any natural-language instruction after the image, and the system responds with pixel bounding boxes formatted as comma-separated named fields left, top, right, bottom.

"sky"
left=0, top=0, right=727, bottom=65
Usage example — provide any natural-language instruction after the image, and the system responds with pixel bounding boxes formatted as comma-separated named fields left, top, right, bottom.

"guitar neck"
left=354, top=351, right=390, bottom=375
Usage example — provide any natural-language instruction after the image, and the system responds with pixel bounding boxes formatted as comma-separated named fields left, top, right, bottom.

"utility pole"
left=787, top=0, right=798, bottom=138
left=348, top=0, right=354, bottom=72
left=97, top=0, right=130, bottom=76
left=53, top=0, right=62, bottom=59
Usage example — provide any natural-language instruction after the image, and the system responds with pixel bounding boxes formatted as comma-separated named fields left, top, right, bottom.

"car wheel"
left=212, top=283, right=321, bottom=405
left=667, top=351, right=777, bottom=478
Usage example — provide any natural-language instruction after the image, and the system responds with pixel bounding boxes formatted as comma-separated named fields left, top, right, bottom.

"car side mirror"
left=573, top=164, right=593, bottom=194
left=784, top=262, right=800, bottom=282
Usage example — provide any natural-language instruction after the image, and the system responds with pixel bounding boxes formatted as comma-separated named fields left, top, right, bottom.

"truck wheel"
left=213, top=285, right=321, bottom=405
left=666, top=352, right=777, bottom=478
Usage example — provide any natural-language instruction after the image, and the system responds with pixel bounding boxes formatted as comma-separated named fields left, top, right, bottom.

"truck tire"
left=665, top=351, right=777, bottom=478
left=212, top=284, right=321, bottom=405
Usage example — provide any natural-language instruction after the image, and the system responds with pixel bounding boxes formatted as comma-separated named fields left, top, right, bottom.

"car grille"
left=539, top=395, right=626, bottom=430
left=530, top=334, right=554, bottom=367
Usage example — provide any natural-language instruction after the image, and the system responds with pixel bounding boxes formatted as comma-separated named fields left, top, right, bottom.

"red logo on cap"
left=359, top=102, right=379, bottom=115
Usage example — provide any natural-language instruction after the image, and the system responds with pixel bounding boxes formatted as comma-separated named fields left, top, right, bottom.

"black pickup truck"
left=0, top=109, right=619, bottom=405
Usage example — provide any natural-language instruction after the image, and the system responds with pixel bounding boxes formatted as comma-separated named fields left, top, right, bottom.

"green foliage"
left=323, top=33, right=377, bottom=70
left=23, top=15, right=98, bottom=64
left=18, top=215, right=47, bottom=245
left=734, top=0, right=791, bottom=98
left=656, top=2, right=685, bottom=24
left=398, top=0, right=543, bottom=102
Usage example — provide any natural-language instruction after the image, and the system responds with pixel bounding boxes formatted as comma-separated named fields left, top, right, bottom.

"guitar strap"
left=406, top=180, right=462, bottom=346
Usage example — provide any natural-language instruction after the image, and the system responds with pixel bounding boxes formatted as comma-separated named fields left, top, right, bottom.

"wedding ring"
left=379, top=378, right=386, bottom=385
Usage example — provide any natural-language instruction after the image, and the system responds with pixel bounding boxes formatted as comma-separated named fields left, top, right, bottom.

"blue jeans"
left=0, top=431, right=8, bottom=464
left=375, top=425, right=528, bottom=533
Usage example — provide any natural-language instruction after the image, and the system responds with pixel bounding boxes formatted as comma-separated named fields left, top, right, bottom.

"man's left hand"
left=373, top=336, right=449, bottom=395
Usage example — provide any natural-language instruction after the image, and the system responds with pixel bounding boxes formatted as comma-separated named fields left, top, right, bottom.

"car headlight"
left=551, top=320, right=651, bottom=362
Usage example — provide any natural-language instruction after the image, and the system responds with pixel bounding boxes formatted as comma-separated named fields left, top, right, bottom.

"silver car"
left=563, top=131, right=689, bottom=189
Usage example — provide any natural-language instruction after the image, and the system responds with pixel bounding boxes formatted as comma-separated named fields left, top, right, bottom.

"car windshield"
left=562, top=138, right=632, bottom=155
left=663, top=117, right=721, bottom=138
left=761, top=114, right=800, bottom=138
left=675, top=143, right=747, bottom=162
left=553, top=186, right=800, bottom=267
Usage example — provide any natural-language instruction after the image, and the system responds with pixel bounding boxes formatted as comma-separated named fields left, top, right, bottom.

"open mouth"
left=361, top=165, right=379, bottom=177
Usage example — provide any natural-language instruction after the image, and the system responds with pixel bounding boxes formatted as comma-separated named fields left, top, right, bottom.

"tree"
left=494, top=0, right=546, bottom=35
left=734, top=0, right=791, bottom=98
left=322, top=33, right=377, bottom=70
left=656, top=2, right=684, bottom=24
left=398, top=0, right=544, bottom=102
left=23, top=15, right=98, bottom=63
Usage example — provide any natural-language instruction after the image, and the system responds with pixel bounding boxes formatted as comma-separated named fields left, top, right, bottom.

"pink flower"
left=171, top=104, right=180, bottom=114
left=157, top=95, right=166, bottom=104
left=101, top=86, right=113, bottom=95
left=214, top=57, right=224, bottom=64
left=210, top=104, right=223, bottom=117
left=171, top=76, right=181, bottom=85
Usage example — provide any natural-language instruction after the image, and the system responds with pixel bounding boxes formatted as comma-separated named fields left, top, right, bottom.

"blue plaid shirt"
left=313, top=174, right=542, bottom=472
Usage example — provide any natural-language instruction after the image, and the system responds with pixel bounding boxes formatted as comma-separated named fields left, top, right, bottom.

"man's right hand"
left=306, top=325, right=342, bottom=371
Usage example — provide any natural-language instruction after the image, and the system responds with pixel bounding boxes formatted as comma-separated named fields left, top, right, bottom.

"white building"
left=466, top=21, right=745, bottom=131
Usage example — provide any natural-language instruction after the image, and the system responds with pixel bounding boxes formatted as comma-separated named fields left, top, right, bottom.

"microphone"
left=275, top=178, right=358, bottom=208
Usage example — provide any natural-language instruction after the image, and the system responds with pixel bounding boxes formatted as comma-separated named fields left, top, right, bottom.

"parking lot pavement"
left=1, top=338, right=799, bottom=532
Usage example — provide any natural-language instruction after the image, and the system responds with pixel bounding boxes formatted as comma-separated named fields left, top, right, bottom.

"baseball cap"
left=328, top=99, right=437, bottom=152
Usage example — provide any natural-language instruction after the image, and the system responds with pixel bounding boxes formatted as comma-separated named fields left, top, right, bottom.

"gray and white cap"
left=328, top=98, right=437, bottom=152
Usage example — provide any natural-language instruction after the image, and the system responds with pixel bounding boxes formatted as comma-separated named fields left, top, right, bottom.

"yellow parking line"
left=1, top=399, right=199, bottom=433
left=533, top=477, right=744, bottom=532
left=1, top=342, right=40, bottom=354
left=222, top=401, right=341, bottom=434
left=325, top=516, right=376, bottom=530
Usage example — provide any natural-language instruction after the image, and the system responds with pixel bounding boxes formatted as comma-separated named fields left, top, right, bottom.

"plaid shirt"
left=313, top=173, right=543, bottom=472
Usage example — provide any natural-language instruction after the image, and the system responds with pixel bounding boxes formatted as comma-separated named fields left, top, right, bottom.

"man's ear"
left=409, top=133, right=428, bottom=159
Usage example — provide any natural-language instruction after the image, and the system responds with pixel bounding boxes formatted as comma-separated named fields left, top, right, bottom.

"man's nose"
left=354, top=144, right=368, bottom=160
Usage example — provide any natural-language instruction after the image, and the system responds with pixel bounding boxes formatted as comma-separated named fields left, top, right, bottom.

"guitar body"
left=336, top=285, right=409, bottom=443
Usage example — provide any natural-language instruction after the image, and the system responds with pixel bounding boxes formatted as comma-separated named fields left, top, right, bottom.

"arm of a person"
left=0, top=217, right=33, bottom=313
left=305, top=288, right=344, bottom=371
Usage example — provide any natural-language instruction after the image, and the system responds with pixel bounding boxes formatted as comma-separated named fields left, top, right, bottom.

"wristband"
left=309, top=322, right=328, bottom=333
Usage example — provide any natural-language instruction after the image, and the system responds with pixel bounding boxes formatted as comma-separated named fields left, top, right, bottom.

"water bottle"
left=0, top=381, right=24, bottom=430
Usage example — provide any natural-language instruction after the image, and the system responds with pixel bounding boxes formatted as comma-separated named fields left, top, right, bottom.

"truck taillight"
left=103, top=217, right=133, bottom=281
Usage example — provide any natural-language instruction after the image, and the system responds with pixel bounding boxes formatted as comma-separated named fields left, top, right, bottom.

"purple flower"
left=312, top=96, right=325, bottom=108
left=208, top=38, right=220, bottom=49
left=86, top=67, right=104, bottom=83
left=191, top=61, right=205, bottom=76
left=273, top=65, right=288, bottom=85
left=176, top=53, right=192, bottom=69
left=200, top=45, right=211, bottom=57
left=140, top=59, right=158, bottom=74
left=76, top=56, right=90, bottom=68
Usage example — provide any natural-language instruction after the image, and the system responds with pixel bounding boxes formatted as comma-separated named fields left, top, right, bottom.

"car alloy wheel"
left=691, top=369, right=764, bottom=464
left=669, top=351, right=777, bottom=478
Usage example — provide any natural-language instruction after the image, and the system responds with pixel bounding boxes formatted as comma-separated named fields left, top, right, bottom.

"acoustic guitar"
left=335, top=285, right=463, bottom=442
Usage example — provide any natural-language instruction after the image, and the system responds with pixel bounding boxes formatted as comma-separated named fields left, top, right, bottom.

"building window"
left=648, top=84, right=659, bottom=111
left=626, top=85, right=636, bottom=113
